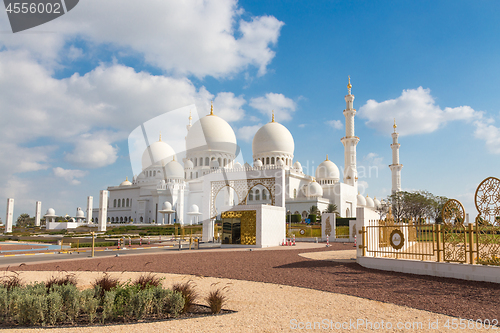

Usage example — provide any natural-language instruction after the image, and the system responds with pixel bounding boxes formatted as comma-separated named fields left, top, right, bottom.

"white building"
left=95, top=79, right=381, bottom=225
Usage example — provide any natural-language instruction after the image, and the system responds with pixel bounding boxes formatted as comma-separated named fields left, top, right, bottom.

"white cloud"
left=213, top=92, right=246, bottom=122
left=237, top=124, right=262, bottom=143
left=0, top=0, right=284, bottom=79
left=53, top=167, right=88, bottom=185
left=298, top=124, right=306, bottom=128
left=327, top=120, right=343, bottom=130
left=249, top=93, right=296, bottom=121
left=0, top=143, right=53, bottom=174
left=65, top=135, right=118, bottom=169
left=474, top=120, right=500, bottom=154
left=358, top=87, right=483, bottom=136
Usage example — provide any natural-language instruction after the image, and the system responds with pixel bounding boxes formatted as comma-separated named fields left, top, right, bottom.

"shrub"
left=152, top=287, right=184, bottom=317
left=18, top=293, right=46, bottom=326
left=52, top=283, right=80, bottom=324
left=45, top=274, right=77, bottom=290
left=172, top=281, right=198, bottom=314
left=1, top=274, right=23, bottom=290
left=92, top=274, right=119, bottom=299
left=101, top=290, right=116, bottom=323
left=80, top=289, right=98, bottom=324
left=45, top=292, right=63, bottom=325
left=308, top=214, right=317, bottom=224
left=133, top=273, right=161, bottom=290
left=205, top=287, right=228, bottom=314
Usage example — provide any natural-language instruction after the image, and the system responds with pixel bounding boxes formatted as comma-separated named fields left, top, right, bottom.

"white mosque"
left=95, top=78, right=402, bottom=226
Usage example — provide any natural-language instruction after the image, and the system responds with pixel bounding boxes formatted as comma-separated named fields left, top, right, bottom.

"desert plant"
left=172, top=280, right=198, bottom=314
left=152, top=287, right=184, bottom=317
left=1, top=274, right=23, bottom=290
left=80, top=289, right=98, bottom=324
left=18, top=293, right=46, bottom=326
left=205, top=287, right=228, bottom=314
left=45, top=291, right=63, bottom=325
left=101, top=290, right=116, bottom=323
left=133, top=273, right=162, bottom=290
left=45, top=274, right=77, bottom=291
left=92, top=274, right=119, bottom=299
left=52, top=283, right=80, bottom=324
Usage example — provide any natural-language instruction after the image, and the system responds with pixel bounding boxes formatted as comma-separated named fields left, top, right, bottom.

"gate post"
left=436, top=224, right=442, bottom=262
left=468, top=223, right=474, bottom=264
left=360, top=226, right=367, bottom=257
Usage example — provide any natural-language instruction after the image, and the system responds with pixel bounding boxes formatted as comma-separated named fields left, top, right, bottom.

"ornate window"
left=248, top=190, right=254, bottom=201
left=255, top=189, right=260, bottom=201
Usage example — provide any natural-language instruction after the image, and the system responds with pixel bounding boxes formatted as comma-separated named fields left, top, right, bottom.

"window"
left=255, top=189, right=260, bottom=201
left=114, top=199, right=116, bottom=208
left=199, top=158, right=203, bottom=166
left=266, top=157, right=270, bottom=165
left=248, top=190, right=254, bottom=201
left=218, top=157, right=222, bottom=166
left=122, top=199, right=125, bottom=207
left=140, top=216, right=143, bottom=222
left=194, top=158, right=197, bottom=167
left=124, top=216, right=128, bottom=222
left=223, top=158, right=227, bottom=166
left=346, top=208, right=350, bottom=217
left=126, top=198, right=129, bottom=207
left=117, top=200, right=121, bottom=208
left=262, top=189, right=267, bottom=200
left=271, top=157, right=275, bottom=164
left=205, top=157, right=209, bottom=166
left=95, top=218, right=98, bottom=223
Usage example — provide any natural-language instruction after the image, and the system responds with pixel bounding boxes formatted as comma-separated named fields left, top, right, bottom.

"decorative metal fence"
left=359, top=177, right=500, bottom=267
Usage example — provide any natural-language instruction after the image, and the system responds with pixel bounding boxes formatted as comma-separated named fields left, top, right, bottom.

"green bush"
left=308, top=214, right=317, bottom=224
left=336, top=217, right=356, bottom=227
left=288, top=214, right=302, bottom=223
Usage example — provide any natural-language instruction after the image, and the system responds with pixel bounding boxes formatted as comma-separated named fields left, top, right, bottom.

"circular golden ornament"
left=389, top=229, right=405, bottom=250
left=474, top=177, right=500, bottom=226
left=299, top=229, right=306, bottom=235
left=442, top=199, right=466, bottom=226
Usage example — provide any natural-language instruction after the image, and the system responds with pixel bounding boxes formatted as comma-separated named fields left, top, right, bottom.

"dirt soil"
left=10, top=243, right=500, bottom=322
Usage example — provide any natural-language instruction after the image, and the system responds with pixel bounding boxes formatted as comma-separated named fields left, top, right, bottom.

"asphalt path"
left=0, top=242, right=220, bottom=269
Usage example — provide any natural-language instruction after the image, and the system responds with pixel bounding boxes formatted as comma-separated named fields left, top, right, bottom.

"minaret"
left=186, top=110, right=192, bottom=132
left=340, top=76, right=359, bottom=187
left=389, top=119, right=403, bottom=193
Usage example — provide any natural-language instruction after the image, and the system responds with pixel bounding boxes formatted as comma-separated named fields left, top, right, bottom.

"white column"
left=5, top=198, right=14, bottom=233
left=389, top=121, right=403, bottom=193
left=341, top=78, right=359, bottom=188
left=35, top=201, right=42, bottom=227
left=87, top=196, right=93, bottom=224
left=98, top=190, right=108, bottom=232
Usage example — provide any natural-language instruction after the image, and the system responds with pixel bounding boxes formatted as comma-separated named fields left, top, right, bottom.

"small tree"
left=16, top=213, right=34, bottom=227
left=326, top=204, right=339, bottom=216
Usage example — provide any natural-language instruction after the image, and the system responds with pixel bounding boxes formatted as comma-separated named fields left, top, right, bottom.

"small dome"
left=184, top=159, right=194, bottom=169
left=165, top=159, right=184, bottom=179
left=357, top=194, right=366, bottom=207
left=186, top=114, right=238, bottom=155
left=365, top=195, right=375, bottom=208
left=254, top=160, right=263, bottom=167
left=234, top=162, right=242, bottom=169
left=189, top=204, right=199, bottom=213
left=373, top=197, right=381, bottom=209
left=162, top=201, right=172, bottom=211
left=46, top=208, right=55, bottom=216
left=293, top=161, right=302, bottom=172
left=252, top=121, right=294, bottom=156
left=120, top=177, right=132, bottom=186
left=277, top=158, right=284, bottom=166
left=315, top=156, right=340, bottom=181
left=307, top=181, right=323, bottom=197
left=244, top=162, right=251, bottom=168
left=141, top=139, right=176, bottom=171
left=210, top=160, right=220, bottom=169
left=76, top=207, right=85, bottom=218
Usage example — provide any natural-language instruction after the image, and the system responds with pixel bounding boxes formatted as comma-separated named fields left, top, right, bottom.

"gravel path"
left=9, top=243, right=500, bottom=323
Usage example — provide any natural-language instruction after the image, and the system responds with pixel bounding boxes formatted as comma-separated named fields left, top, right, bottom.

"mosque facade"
left=97, top=80, right=398, bottom=226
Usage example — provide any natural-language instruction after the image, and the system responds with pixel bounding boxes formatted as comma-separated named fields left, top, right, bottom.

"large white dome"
left=186, top=115, right=238, bottom=155
left=307, top=181, right=323, bottom=197
left=252, top=122, right=294, bottom=156
left=142, top=140, right=176, bottom=171
left=164, top=159, right=184, bottom=179
left=315, top=157, right=340, bottom=181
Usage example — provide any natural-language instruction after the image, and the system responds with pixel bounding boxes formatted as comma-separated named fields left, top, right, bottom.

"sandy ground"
left=2, top=268, right=492, bottom=332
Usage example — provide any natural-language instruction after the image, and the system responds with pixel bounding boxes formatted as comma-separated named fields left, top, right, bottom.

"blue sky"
left=0, top=0, right=498, bottom=221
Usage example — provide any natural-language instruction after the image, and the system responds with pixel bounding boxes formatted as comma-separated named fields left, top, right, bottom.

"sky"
left=0, top=0, right=499, bottom=221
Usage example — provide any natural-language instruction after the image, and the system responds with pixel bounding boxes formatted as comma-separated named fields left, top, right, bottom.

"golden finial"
left=271, top=110, right=275, bottom=122
left=347, top=76, right=352, bottom=91
left=393, top=118, right=397, bottom=132
left=326, top=154, right=329, bottom=161
left=125, top=176, right=128, bottom=181
left=173, top=156, right=176, bottom=161
left=189, top=110, right=192, bottom=121
left=210, top=101, right=214, bottom=115
left=159, top=132, right=162, bottom=141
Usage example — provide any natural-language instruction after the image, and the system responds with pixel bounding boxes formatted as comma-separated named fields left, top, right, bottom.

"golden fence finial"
left=272, top=110, right=275, bottom=122
left=210, top=101, right=214, bottom=115
left=326, top=154, right=329, bottom=161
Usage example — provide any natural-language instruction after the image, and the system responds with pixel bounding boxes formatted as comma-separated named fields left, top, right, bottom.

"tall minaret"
left=389, top=119, right=403, bottom=193
left=341, top=76, right=359, bottom=187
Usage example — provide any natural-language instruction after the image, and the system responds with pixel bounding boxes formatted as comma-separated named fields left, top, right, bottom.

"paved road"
left=0, top=242, right=221, bottom=268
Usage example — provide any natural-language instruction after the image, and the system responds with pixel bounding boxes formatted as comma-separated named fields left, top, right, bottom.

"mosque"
left=96, top=78, right=402, bottom=226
